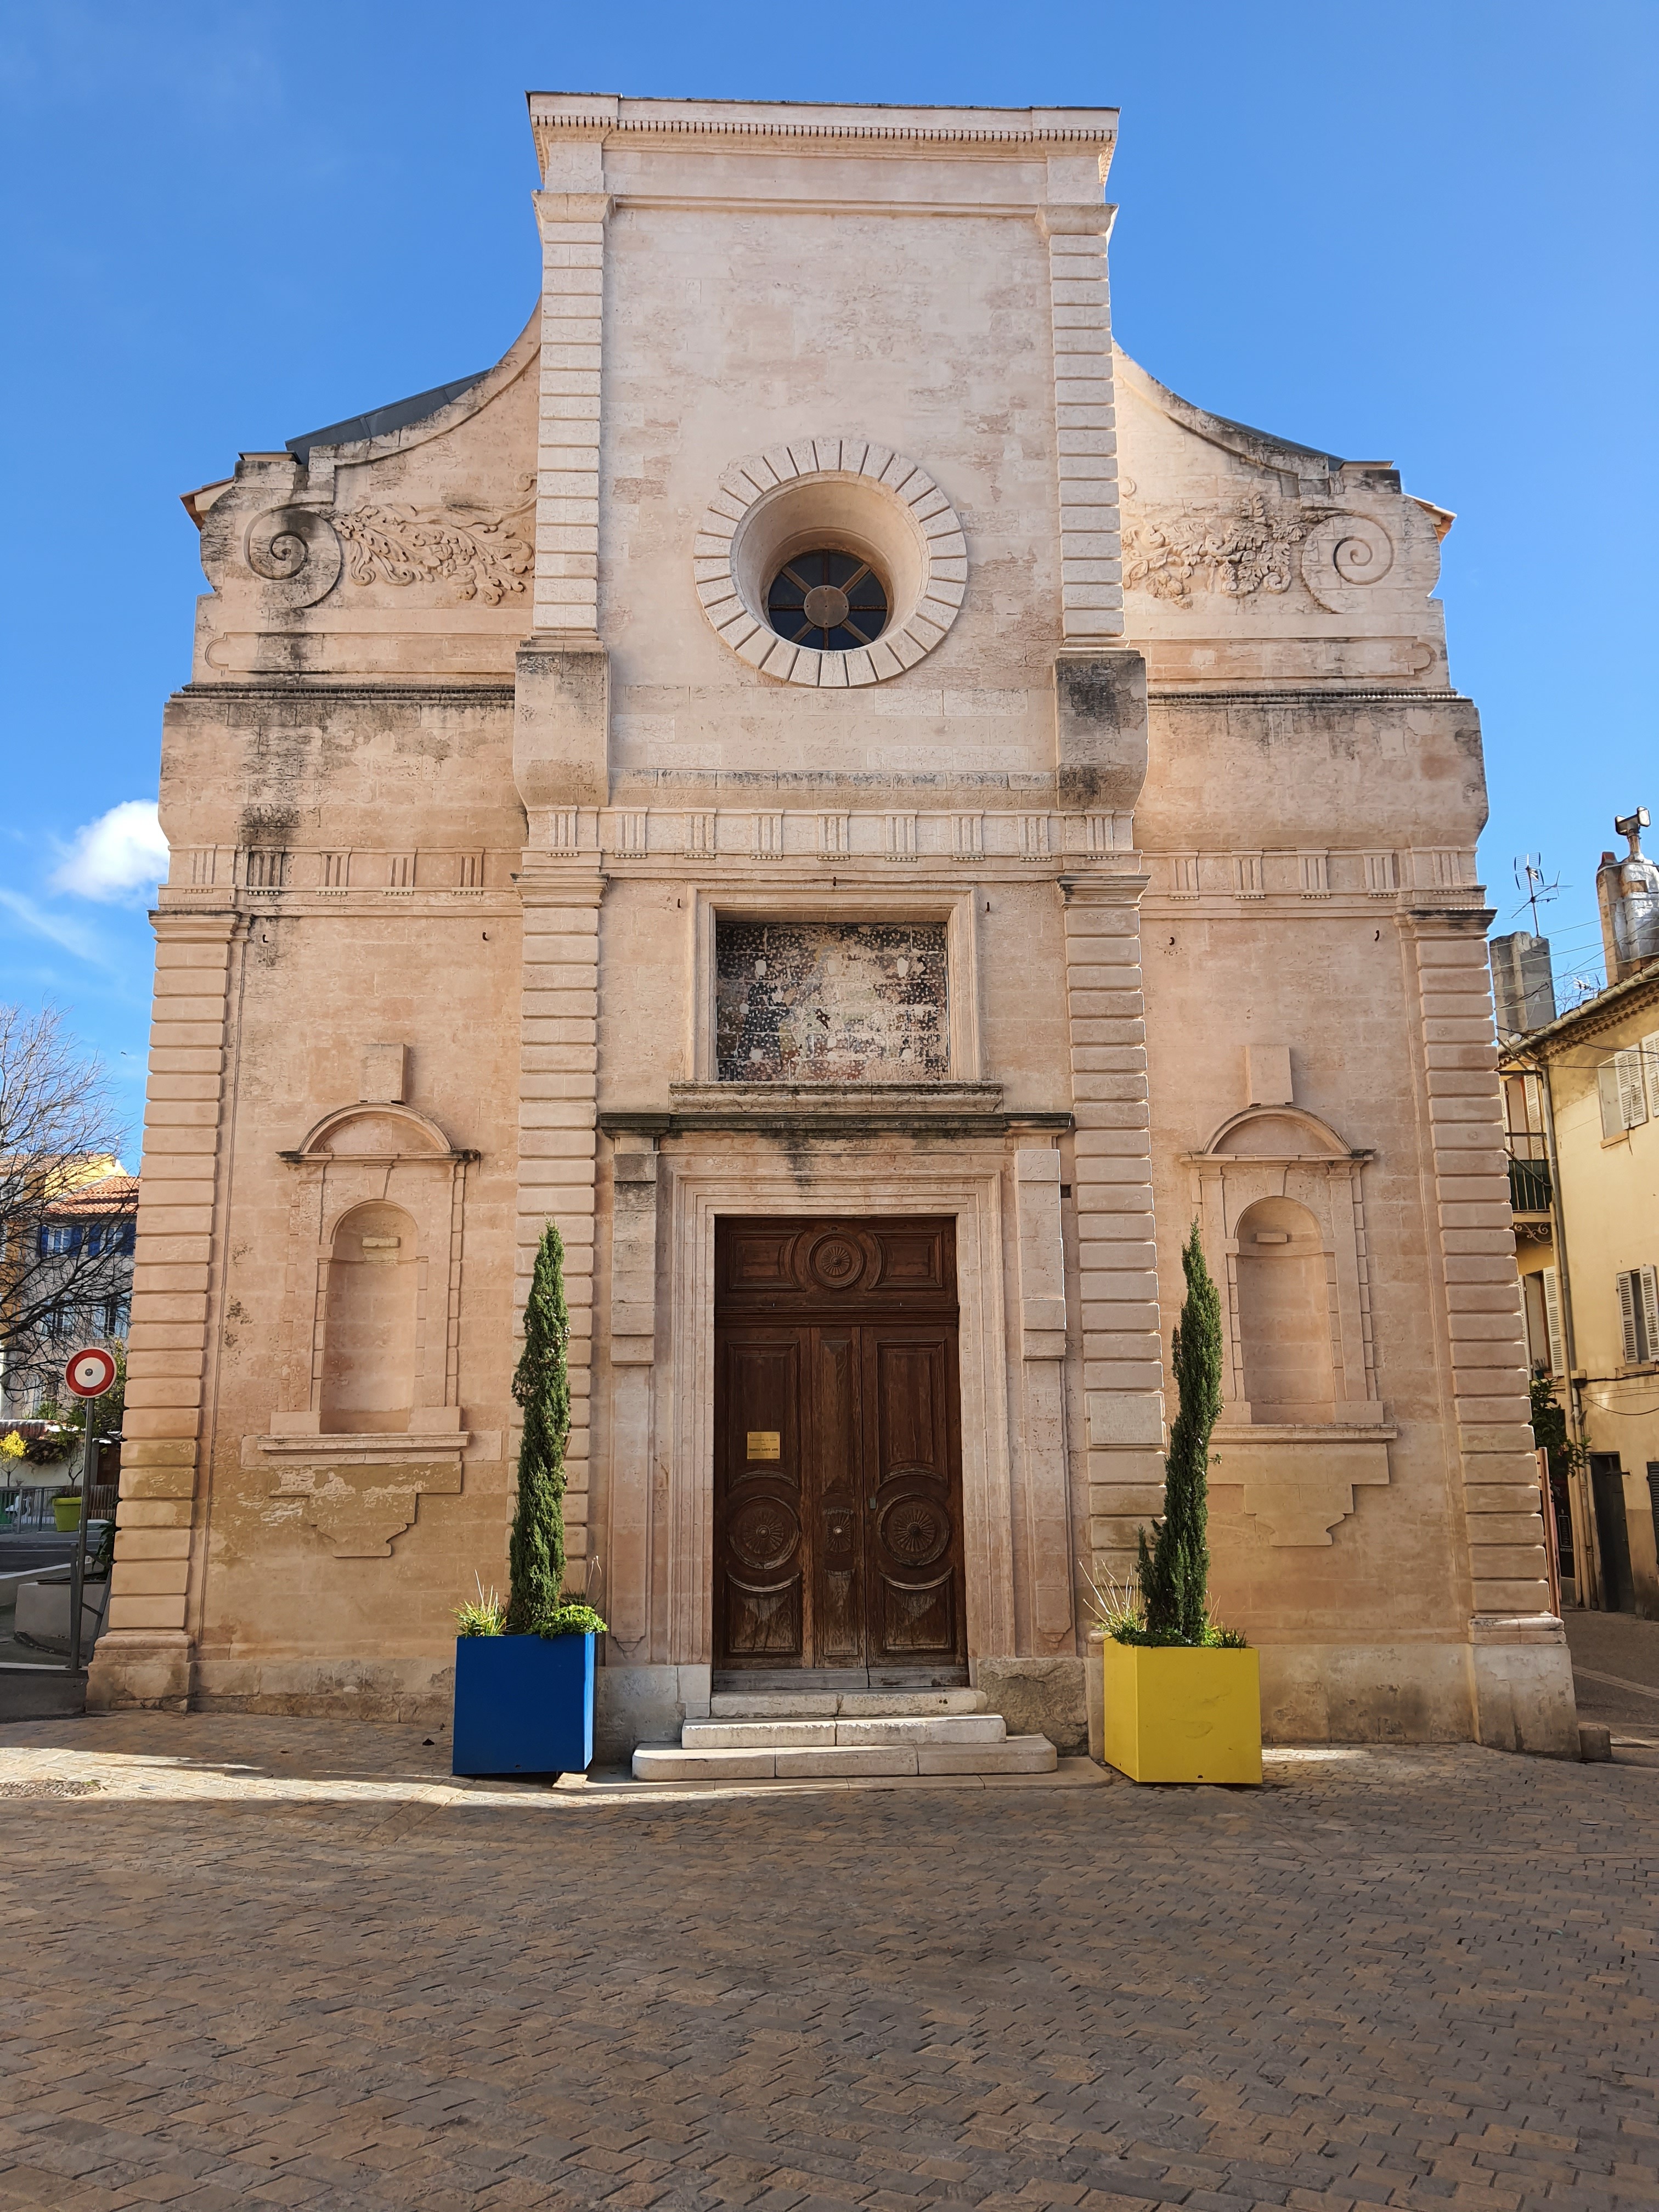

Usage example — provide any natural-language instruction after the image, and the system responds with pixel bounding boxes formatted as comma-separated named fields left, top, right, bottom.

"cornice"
left=174, top=684, right=517, bottom=707
left=1146, top=688, right=1465, bottom=708
left=528, top=94, right=1116, bottom=155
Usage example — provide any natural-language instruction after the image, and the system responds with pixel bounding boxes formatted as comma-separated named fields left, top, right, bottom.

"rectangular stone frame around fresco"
left=686, top=884, right=985, bottom=1084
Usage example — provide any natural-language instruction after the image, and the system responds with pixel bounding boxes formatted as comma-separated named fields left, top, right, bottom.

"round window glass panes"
left=765, top=550, right=888, bottom=652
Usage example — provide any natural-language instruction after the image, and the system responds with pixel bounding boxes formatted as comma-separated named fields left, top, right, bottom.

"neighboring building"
left=0, top=1167, right=136, bottom=1418
left=1502, top=815, right=1659, bottom=1617
left=89, top=91, right=1575, bottom=1759
left=1491, top=930, right=1557, bottom=1039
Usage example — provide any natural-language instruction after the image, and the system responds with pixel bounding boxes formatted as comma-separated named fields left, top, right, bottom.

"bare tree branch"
left=0, top=1004, right=135, bottom=1393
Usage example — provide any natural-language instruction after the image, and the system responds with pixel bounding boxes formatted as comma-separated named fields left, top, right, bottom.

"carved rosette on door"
left=713, top=1218, right=966, bottom=1681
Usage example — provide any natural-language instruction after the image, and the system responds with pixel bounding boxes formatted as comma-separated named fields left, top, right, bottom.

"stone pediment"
left=281, top=1103, right=475, bottom=1164
left=1200, top=1105, right=1363, bottom=1161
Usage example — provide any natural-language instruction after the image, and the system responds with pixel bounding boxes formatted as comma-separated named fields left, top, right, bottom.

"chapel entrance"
left=713, top=1216, right=967, bottom=1686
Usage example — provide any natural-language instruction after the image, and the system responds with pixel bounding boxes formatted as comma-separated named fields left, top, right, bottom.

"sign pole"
left=69, top=1400, right=97, bottom=1674
left=61, top=1346, right=116, bottom=1677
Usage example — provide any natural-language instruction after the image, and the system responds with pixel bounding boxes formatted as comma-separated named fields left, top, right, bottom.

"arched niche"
left=1233, top=1194, right=1337, bottom=1424
left=268, top=1102, right=478, bottom=1441
left=1188, top=1104, right=1384, bottom=1430
left=1186, top=1102, right=1390, bottom=1546
left=319, top=1200, right=420, bottom=1432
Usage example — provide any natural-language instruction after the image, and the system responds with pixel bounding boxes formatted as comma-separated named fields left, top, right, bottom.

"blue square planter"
left=451, top=1632, right=596, bottom=1776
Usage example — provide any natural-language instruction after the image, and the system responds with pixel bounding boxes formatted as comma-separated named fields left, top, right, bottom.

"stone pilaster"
left=532, top=189, right=610, bottom=639
left=1398, top=912, right=1576, bottom=1754
left=1042, top=199, right=1123, bottom=645
left=605, top=1135, right=658, bottom=1655
left=516, top=862, right=603, bottom=1588
left=1062, top=876, right=1164, bottom=1595
left=1012, top=1146, right=1074, bottom=1645
left=89, top=912, right=244, bottom=1712
left=1400, top=915, right=1551, bottom=1610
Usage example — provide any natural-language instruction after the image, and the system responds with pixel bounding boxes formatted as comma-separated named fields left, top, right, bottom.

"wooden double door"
left=714, top=1217, right=967, bottom=1681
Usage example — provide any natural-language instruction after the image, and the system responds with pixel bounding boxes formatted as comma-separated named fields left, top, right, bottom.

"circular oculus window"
left=766, top=549, right=888, bottom=652
left=694, top=438, right=967, bottom=688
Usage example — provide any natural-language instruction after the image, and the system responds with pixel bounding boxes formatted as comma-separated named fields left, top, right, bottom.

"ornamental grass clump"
left=453, top=1576, right=507, bottom=1638
left=456, top=1221, right=606, bottom=1641
left=1103, top=1221, right=1244, bottom=1650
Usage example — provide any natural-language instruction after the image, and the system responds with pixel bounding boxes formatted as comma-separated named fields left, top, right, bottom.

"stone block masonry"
left=1063, top=876, right=1164, bottom=1590
left=515, top=862, right=602, bottom=1583
left=532, top=189, right=608, bottom=639
left=90, top=915, right=243, bottom=1712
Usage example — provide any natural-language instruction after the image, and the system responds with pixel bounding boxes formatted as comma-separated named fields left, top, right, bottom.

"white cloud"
left=0, top=888, right=110, bottom=964
left=52, top=800, right=168, bottom=902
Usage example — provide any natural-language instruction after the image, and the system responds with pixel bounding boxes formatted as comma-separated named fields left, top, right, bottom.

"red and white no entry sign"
left=64, top=1346, right=117, bottom=1399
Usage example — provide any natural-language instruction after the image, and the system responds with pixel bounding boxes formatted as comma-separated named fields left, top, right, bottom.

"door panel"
left=713, top=1218, right=965, bottom=1677
left=716, top=1334, right=804, bottom=1661
left=865, top=1330, right=962, bottom=1667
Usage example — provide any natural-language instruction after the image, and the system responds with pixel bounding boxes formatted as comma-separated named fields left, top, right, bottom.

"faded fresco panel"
left=715, top=921, right=949, bottom=1082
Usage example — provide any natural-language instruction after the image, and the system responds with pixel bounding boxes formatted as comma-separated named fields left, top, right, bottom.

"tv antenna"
left=1511, top=854, right=1561, bottom=934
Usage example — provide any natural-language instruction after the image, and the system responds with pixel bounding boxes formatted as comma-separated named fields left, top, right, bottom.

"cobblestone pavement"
left=0, top=1715, right=1655, bottom=2212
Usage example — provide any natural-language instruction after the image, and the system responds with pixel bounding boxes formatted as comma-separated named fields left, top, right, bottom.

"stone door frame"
left=658, top=1148, right=1019, bottom=1667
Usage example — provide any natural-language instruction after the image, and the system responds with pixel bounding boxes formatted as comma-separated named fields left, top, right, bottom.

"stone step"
left=630, top=1735, right=1057, bottom=1783
left=685, top=1714, right=1007, bottom=1750
left=708, top=1688, right=989, bottom=1719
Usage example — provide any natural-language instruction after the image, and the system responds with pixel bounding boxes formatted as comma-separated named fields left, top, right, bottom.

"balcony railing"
left=1508, top=1154, right=1553, bottom=1215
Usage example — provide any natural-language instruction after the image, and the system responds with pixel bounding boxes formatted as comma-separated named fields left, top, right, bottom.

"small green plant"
left=1530, top=1369, right=1588, bottom=1474
left=454, top=1577, right=507, bottom=1638
left=533, top=1602, right=608, bottom=1640
left=1084, top=1561, right=1244, bottom=1650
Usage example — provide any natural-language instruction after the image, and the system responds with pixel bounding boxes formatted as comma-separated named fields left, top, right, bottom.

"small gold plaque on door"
left=746, top=1430, right=781, bottom=1461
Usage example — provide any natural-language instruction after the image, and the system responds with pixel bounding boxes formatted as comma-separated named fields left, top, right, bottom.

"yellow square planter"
left=1099, top=1640, right=1262, bottom=1785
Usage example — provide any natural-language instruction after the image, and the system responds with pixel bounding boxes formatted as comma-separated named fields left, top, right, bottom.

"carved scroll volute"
left=195, top=478, right=343, bottom=612
left=1299, top=512, right=1396, bottom=615
left=242, top=505, right=345, bottom=610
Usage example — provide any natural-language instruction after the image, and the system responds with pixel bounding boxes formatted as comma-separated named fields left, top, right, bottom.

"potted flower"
left=1090, top=1223, right=1261, bottom=1785
left=450, top=1222, right=606, bottom=1776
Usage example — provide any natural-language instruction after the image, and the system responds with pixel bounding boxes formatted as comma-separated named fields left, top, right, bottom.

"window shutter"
left=1641, top=1266, right=1659, bottom=1365
left=1643, top=1034, right=1659, bottom=1119
left=1616, top=1047, right=1649, bottom=1128
left=1600, top=1061, right=1625, bottom=1137
left=1542, top=1267, right=1565, bottom=1375
left=1618, top=1269, right=1641, bottom=1363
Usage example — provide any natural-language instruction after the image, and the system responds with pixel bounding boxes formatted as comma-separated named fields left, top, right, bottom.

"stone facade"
left=89, top=93, right=1577, bottom=1757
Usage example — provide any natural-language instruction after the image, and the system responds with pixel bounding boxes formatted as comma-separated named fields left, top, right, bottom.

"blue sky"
left=2, top=1, right=1654, bottom=1151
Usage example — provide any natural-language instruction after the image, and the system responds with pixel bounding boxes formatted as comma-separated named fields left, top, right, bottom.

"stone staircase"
left=630, top=1686, right=1057, bottom=1782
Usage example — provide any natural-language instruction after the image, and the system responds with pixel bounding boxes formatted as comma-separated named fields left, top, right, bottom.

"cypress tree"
left=505, top=1221, right=570, bottom=1635
left=1137, top=1220, right=1224, bottom=1644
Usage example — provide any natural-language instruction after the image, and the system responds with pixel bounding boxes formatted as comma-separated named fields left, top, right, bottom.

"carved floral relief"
left=1123, top=495, right=1306, bottom=605
left=331, top=502, right=533, bottom=605
left=1122, top=495, right=1398, bottom=613
left=240, top=492, right=533, bottom=608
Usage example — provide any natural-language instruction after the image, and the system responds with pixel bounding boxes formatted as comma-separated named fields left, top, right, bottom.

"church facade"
left=90, top=93, right=1577, bottom=1758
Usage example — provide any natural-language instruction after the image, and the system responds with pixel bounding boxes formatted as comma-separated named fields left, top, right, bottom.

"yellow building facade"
left=1502, top=823, right=1659, bottom=1616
